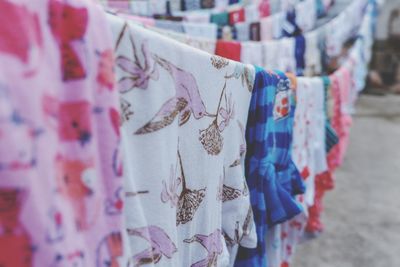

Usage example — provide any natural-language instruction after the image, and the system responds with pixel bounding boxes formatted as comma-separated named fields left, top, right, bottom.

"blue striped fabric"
left=235, top=68, right=305, bottom=267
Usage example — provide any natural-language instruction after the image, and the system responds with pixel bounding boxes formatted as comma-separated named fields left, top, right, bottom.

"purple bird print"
left=134, top=55, right=208, bottom=135
left=127, top=225, right=177, bottom=266
left=116, top=38, right=159, bottom=93
left=184, top=229, right=224, bottom=267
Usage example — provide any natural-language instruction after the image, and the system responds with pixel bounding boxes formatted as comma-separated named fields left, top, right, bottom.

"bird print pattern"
left=113, top=20, right=256, bottom=266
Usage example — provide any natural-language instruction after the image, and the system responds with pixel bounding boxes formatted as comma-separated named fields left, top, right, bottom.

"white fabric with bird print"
left=108, top=14, right=258, bottom=267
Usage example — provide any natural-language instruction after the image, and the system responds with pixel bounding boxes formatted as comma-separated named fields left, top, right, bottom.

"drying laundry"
left=109, top=15, right=257, bottom=267
left=0, top=0, right=127, bottom=266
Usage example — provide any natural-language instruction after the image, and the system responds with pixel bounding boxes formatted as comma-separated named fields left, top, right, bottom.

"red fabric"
left=0, top=0, right=42, bottom=63
left=306, top=171, right=334, bottom=233
left=215, top=41, right=241, bottom=61
left=229, top=8, right=245, bottom=25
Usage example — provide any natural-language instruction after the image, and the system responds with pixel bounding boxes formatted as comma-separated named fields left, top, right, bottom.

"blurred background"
left=105, top=0, right=400, bottom=266
left=295, top=0, right=400, bottom=266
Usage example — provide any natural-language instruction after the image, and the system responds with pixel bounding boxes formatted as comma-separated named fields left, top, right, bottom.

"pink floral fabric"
left=0, top=0, right=125, bottom=266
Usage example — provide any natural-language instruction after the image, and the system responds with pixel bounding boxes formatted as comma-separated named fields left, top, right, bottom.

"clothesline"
left=0, top=0, right=377, bottom=266
left=116, top=0, right=366, bottom=77
left=104, top=0, right=334, bottom=42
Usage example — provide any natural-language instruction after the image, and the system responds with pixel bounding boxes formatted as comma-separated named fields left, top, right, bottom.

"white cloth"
left=150, top=26, right=217, bottom=54
left=149, top=0, right=167, bottom=15
left=169, top=0, right=182, bottom=12
left=183, top=11, right=211, bottom=23
left=292, top=77, right=327, bottom=207
left=241, top=42, right=263, bottom=66
left=183, top=22, right=218, bottom=40
left=266, top=200, right=307, bottom=267
left=260, top=16, right=274, bottom=41
left=215, top=0, right=230, bottom=8
left=236, top=22, right=251, bottom=41
left=304, top=30, right=322, bottom=76
left=130, top=1, right=150, bottom=16
left=110, top=15, right=257, bottom=267
left=244, top=4, right=260, bottom=23
left=272, top=13, right=284, bottom=39
left=295, top=0, right=317, bottom=32
left=278, top=37, right=296, bottom=73
left=261, top=40, right=280, bottom=70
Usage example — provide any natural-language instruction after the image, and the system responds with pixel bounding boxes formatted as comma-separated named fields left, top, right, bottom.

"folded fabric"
left=110, top=15, right=257, bottom=266
left=0, top=0, right=127, bottom=265
left=235, top=69, right=304, bottom=267
left=216, top=40, right=241, bottom=61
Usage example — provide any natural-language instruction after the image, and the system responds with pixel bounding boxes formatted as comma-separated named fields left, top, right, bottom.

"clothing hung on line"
left=235, top=68, right=305, bottom=267
left=109, top=15, right=258, bottom=267
left=0, top=0, right=128, bottom=266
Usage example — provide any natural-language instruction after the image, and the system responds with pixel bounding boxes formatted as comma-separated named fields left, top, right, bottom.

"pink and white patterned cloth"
left=0, top=0, right=126, bottom=266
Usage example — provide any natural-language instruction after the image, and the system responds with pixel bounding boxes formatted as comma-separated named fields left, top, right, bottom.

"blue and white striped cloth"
left=235, top=68, right=305, bottom=266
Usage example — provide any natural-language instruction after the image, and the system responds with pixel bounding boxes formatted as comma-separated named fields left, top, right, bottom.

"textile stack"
left=0, top=0, right=380, bottom=266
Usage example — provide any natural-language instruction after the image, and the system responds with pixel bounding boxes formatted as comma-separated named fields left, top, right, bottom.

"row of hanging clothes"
left=0, top=0, right=378, bottom=266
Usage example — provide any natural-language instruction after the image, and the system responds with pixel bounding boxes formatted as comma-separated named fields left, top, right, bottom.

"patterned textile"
left=108, top=15, right=257, bottom=267
left=0, top=0, right=126, bottom=266
left=235, top=68, right=304, bottom=267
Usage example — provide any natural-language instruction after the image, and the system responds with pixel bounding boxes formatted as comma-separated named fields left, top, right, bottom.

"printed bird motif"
left=184, top=229, right=224, bottom=267
left=127, top=225, right=177, bottom=267
left=134, top=55, right=208, bottom=135
left=116, top=39, right=159, bottom=92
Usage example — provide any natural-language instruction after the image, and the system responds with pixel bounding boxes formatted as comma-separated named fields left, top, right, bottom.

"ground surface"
left=294, top=94, right=400, bottom=267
